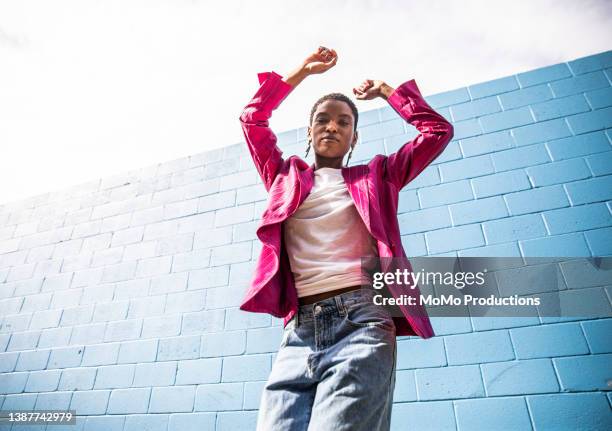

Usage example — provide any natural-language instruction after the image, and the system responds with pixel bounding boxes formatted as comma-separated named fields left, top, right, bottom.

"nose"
left=325, top=121, right=338, bottom=133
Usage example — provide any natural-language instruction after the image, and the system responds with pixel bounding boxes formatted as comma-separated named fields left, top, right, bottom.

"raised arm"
left=239, top=47, right=338, bottom=191
left=353, top=78, right=454, bottom=190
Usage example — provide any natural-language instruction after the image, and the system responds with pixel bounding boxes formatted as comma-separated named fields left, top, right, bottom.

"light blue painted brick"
left=133, top=361, right=177, bottom=387
left=123, top=414, right=168, bottom=431
left=158, top=335, right=200, bottom=361
left=429, top=316, right=473, bottom=335
left=222, top=354, right=271, bottom=382
left=245, top=327, right=282, bottom=354
left=554, top=353, right=612, bottom=390
left=512, top=118, right=572, bottom=146
left=142, top=314, right=181, bottom=339
left=455, top=397, right=533, bottom=431
left=384, top=131, right=418, bottom=153
left=499, top=83, right=554, bottom=109
left=104, top=319, right=142, bottom=342
left=48, top=345, right=84, bottom=369
left=565, top=175, right=612, bottom=205
left=165, top=290, right=206, bottom=314
left=526, top=158, right=592, bottom=186
left=510, top=322, right=590, bottom=359
left=416, top=365, right=484, bottom=400
left=450, top=96, right=501, bottom=121
left=351, top=139, right=385, bottom=163
left=425, top=224, right=485, bottom=254
left=531, top=94, right=591, bottom=121
left=550, top=70, right=610, bottom=98
left=459, top=130, right=514, bottom=157
left=504, top=185, right=569, bottom=215
left=585, top=86, right=612, bottom=109
left=168, top=413, right=215, bottom=431
left=84, top=416, right=125, bottom=431
left=194, top=383, right=243, bottom=411
left=432, top=140, right=463, bottom=164
left=183, top=309, right=227, bottom=334
left=427, top=87, right=471, bottom=108
left=34, top=391, right=72, bottom=410
left=482, top=358, right=559, bottom=395
left=29, top=309, right=61, bottom=330
left=92, top=301, right=128, bottom=322
left=527, top=392, right=612, bottom=431
left=401, top=233, right=427, bottom=257
left=482, top=214, right=548, bottom=244
left=7, top=331, right=40, bottom=351
left=397, top=206, right=451, bottom=235
left=439, top=155, right=494, bottom=183
left=586, top=151, right=612, bottom=176
left=127, top=296, right=165, bottom=319
left=70, top=390, right=110, bottom=415
left=543, top=203, right=612, bottom=235
left=469, top=75, right=519, bottom=99
left=0, top=372, right=28, bottom=394
left=107, top=387, right=150, bottom=414
left=0, top=352, right=18, bottom=372
left=480, top=106, right=533, bottom=133
left=15, top=349, right=50, bottom=371
left=201, top=331, right=246, bottom=356
left=1, top=393, right=37, bottom=410
left=490, top=144, right=550, bottom=174
left=149, top=386, right=195, bottom=413
left=24, top=369, right=61, bottom=392
left=452, top=118, right=482, bottom=140
left=396, top=338, right=446, bottom=369
left=117, top=339, right=158, bottom=364
left=567, top=106, right=612, bottom=135
left=392, top=370, right=417, bottom=402
left=397, top=190, right=419, bottom=213
left=59, top=367, right=96, bottom=390
left=403, top=165, right=441, bottom=190
left=243, top=381, right=266, bottom=410
left=224, top=307, right=271, bottom=331
left=357, top=108, right=381, bottom=126
left=38, top=327, right=72, bottom=349
left=419, top=180, right=474, bottom=207
left=94, top=364, right=135, bottom=389
left=520, top=232, right=591, bottom=257
left=449, top=196, right=508, bottom=225
left=391, top=400, right=455, bottom=431
left=175, top=358, right=221, bottom=385
left=445, top=330, right=515, bottom=365
left=585, top=226, right=612, bottom=255
left=216, top=411, right=258, bottom=431
left=82, top=343, right=120, bottom=367
left=581, top=319, right=612, bottom=353
left=471, top=315, right=540, bottom=332
left=568, top=50, right=612, bottom=74
left=70, top=323, right=106, bottom=345
left=358, top=119, right=405, bottom=143
left=517, top=63, right=572, bottom=87
left=547, top=131, right=611, bottom=161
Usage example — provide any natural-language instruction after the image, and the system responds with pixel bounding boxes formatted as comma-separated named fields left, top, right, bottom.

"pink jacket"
left=238, top=71, right=454, bottom=338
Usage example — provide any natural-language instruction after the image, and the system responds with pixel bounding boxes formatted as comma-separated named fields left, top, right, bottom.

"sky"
left=1, top=0, right=610, bottom=206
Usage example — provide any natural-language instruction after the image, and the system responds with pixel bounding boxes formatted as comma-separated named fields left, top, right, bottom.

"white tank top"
left=283, top=167, right=379, bottom=298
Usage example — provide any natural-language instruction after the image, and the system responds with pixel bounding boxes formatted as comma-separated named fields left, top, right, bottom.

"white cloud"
left=0, top=0, right=610, bottom=205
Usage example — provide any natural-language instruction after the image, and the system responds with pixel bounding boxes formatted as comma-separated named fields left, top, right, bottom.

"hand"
left=353, top=79, right=387, bottom=100
left=301, top=46, right=338, bottom=75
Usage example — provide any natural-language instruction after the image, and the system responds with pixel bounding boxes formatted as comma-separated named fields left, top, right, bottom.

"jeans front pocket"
left=344, top=301, right=395, bottom=331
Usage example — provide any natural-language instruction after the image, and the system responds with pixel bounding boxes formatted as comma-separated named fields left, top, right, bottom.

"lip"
left=321, top=136, right=338, bottom=142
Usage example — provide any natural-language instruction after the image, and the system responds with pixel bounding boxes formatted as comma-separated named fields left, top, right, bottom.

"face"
left=308, top=100, right=357, bottom=159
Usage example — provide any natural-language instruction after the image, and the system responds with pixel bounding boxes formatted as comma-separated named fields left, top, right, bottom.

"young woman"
left=239, top=46, right=454, bottom=430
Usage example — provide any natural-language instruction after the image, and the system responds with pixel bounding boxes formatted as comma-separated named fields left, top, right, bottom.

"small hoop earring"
left=345, top=147, right=354, bottom=167
left=305, top=140, right=311, bottom=158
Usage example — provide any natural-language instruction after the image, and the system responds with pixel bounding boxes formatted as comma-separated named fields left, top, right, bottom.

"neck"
left=314, top=154, right=344, bottom=170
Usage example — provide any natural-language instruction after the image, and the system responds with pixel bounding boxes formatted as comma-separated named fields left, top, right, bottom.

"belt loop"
left=334, top=294, right=346, bottom=317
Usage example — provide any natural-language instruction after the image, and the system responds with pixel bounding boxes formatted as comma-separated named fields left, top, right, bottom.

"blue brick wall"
left=0, top=50, right=611, bottom=430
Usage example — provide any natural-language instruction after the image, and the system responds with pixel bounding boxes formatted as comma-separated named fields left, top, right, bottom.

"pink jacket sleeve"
left=383, top=79, right=454, bottom=190
left=239, top=71, right=294, bottom=192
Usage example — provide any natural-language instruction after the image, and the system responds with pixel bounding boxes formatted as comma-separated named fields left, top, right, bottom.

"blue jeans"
left=257, top=288, right=397, bottom=431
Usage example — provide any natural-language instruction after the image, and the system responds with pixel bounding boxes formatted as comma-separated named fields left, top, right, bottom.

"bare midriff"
left=298, top=285, right=364, bottom=306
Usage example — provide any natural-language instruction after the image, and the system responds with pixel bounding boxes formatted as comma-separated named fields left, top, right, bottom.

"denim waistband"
left=295, top=288, right=378, bottom=325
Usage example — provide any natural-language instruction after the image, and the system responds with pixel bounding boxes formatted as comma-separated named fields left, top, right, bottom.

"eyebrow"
left=315, top=113, right=353, bottom=119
